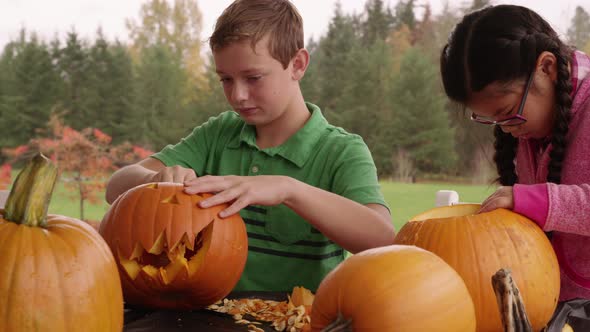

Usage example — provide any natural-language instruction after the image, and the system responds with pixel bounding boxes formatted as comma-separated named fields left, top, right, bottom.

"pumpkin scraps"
left=207, top=286, right=314, bottom=332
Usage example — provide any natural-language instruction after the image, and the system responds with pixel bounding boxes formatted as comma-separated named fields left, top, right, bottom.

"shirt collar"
left=227, top=102, right=328, bottom=168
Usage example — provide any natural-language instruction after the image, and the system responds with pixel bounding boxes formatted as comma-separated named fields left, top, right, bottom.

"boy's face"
left=213, top=36, right=301, bottom=126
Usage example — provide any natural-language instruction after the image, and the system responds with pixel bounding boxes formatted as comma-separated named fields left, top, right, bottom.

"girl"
left=440, top=5, right=590, bottom=301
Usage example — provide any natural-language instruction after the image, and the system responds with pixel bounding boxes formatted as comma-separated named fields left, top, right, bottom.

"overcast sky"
left=0, top=0, right=585, bottom=51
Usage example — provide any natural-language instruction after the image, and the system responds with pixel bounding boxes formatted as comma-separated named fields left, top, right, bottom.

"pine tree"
left=389, top=48, right=457, bottom=175
left=362, top=0, right=394, bottom=46
left=86, top=30, right=136, bottom=143
left=108, top=41, right=139, bottom=143
left=567, top=6, right=590, bottom=49
left=394, top=0, right=416, bottom=32
left=134, top=44, right=192, bottom=149
left=0, top=30, right=61, bottom=148
left=313, top=2, right=361, bottom=119
left=56, top=30, right=94, bottom=130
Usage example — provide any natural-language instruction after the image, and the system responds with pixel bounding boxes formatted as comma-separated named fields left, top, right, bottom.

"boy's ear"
left=535, top=51, right=558, bottom=82
left=291, top=48, right=310, bottom=81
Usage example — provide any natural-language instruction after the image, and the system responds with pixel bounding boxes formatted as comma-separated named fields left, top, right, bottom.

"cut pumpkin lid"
left=410, top=204, right=481, bottom=222
left=106, top=182, right=223, bottom=259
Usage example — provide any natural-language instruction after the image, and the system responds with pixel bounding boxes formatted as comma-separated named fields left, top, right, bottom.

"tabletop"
left=123, top=291, right=288, bottom=332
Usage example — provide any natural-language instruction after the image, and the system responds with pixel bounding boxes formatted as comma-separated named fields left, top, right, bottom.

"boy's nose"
left=231, top=83, right=248, bottom=102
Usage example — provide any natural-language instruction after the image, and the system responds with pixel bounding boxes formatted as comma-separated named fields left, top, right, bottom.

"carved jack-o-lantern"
left=99, top=182, right=248, bottom=309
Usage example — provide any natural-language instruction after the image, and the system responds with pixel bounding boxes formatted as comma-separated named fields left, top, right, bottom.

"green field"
left=32, top=180, right=496, bottom=231
left=381, top=181, right=496, bottom=230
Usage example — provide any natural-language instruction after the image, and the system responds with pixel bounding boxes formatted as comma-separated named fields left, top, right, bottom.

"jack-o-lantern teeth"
left=100, top=182, right=248, bottom=309
left=119, top=225, right=211, bottom=283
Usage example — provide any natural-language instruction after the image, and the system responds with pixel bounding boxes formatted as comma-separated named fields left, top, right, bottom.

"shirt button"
left=251, top=166, right=259, bottom=173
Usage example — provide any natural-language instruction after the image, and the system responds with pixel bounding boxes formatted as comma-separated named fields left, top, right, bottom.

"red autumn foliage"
left=0, top=113, right=153, bottom=220
left=0, top=164, right=11, bottom=191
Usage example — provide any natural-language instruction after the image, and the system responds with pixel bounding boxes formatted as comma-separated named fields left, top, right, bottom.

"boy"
left=105, top=0, right=394, bottom=292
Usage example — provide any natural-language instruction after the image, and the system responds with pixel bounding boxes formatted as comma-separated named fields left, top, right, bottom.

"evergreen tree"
left=361, top=0, right=394, bottom=46
left=394, top=0, right=416, bottom=31
left=134, top=44, right=192, bottom=149
left=567, top=6, right=590, bottom=49
left=86, top=31, right=136, bottom=143
left=108, top=41, right=139, bottom=143
left=389, top=48, right=456, bottom=175
left=0, top=30, right=61, bottom=148
left=433, top=2, right=461, bottom=51
left=432, top=2, right=490, bottom=176
left=56, top=30, right=94, bottom=129
left=313, top=2, right=361, bottom=119
left=413, top=4, right=438, bottom=61
left=300, top=37, right=321, bottom=103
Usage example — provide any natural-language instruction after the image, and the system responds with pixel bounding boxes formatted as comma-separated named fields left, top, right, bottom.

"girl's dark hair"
left=440, top=5, right=573, bottom=185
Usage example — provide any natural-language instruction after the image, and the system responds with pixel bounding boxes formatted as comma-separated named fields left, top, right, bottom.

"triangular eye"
left=161, top=194, right=181, bottom=205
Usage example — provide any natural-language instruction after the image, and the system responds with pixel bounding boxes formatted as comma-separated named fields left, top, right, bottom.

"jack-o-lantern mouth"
left=117, top=223, right=213, bottom=284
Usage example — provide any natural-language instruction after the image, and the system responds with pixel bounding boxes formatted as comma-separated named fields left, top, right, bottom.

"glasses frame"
left=470, top=71, right=534, bottom=126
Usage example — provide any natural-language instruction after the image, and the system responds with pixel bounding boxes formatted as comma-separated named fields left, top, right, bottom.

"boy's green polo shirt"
left=153, top=102, right=387, bottom=292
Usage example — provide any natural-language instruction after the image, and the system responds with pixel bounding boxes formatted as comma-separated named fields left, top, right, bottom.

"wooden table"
left=123, top=296, right=590, bottom=332
left=124, top=292, right=287, bottom=332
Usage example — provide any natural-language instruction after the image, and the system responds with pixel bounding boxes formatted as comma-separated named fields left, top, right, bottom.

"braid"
left=440, top=5, right=575, bottom=186
left=546, top=45, right=573, bottom=184
left=493, top=126, right=518, bottom=185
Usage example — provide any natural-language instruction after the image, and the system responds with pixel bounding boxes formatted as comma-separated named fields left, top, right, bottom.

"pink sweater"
left=513, top=51, right=590, bottom=300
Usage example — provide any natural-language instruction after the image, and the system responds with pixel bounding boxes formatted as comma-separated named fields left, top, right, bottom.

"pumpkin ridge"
left=4, top=225, right=26, bottom=328
left=468, top=216, right=486, bottom=325
left=41, top=224, right=70, bottom=330
left=121, top=188, right=143, bottom=258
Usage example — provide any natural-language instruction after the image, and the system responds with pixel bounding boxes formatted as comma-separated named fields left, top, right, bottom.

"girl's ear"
left=291, top=48, right=309, bottom=81
left=535, top=51, right=558, bottom=82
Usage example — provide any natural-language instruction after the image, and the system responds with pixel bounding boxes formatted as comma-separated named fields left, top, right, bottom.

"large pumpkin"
left=310, top=245, right=476, bottom=332
left=99, top=182, right=248, bottom=309
left=0, top=154, right=123, bottom=332
left=393, top=204, right=560, bottom=332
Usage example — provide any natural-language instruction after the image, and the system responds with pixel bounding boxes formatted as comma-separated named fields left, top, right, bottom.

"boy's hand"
left=478, top=186, right=514, bottom=213
left=148, top=165, right=197, bottom=183
left=183, top=175, right=291, bottom=218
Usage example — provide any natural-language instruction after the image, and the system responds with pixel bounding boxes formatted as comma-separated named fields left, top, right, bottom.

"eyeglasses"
left=470, top=72, right=534, bottom=126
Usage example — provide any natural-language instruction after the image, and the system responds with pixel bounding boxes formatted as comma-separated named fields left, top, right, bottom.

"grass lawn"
left=380, top=181, right=496, bottom=231
left=22, top=179, right=496, bottom=231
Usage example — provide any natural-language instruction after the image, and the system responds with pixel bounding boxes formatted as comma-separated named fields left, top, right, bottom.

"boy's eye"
left=219, top=77, right=232, bottom=83
left=247, top=76, right=262, bottom=82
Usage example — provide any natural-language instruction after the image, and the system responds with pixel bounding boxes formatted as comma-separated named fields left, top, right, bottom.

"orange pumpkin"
left=393, top=204, right=560, bottom=332
left=0, top=154, right=123, bottom=332
left=310, top=245, right=476, bottom=332
left=99, top=182, right=248, bottom=309
left=290, top=286, right=315, bottom=314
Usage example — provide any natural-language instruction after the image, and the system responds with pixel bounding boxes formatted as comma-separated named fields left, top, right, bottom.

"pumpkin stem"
left=3, top=153, right=58, bottom=227
left=321, top=312, right=353, bottom=332
left=492, top=268, right=533, bottom=332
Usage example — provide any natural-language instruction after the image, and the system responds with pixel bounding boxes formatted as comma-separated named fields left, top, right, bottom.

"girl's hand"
left=183, top=175, right=292, bottom=218
left=478, top=186, right=514, bottom=213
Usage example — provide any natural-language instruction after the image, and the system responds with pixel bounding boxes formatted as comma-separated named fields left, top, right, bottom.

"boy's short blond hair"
left=209, top=0, right=304, bottom=69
